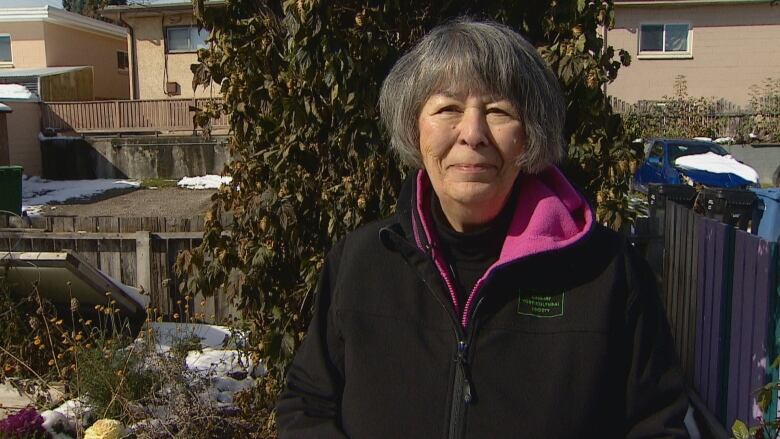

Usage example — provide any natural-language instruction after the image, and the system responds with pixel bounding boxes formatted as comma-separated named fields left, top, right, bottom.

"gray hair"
left=379, top=19, right=565, bottom=174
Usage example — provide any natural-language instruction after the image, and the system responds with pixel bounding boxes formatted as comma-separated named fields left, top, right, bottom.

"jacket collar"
left=411, top=166, right=594, bottom=265
left=387, top=166, right=594, bottom=326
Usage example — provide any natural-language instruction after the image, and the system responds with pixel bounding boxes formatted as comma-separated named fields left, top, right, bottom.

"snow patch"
left=38, top=132, right=84, bottom=141
left=713, top=137, right=735, bottom=145
left=675, top=152, right=759, bottom=183
left=692, top=137, right=712, bottom=142
left=177, top=175, right=232, bottom=190
left=22, top=176, right=140, bottom=216
left=0, top=84, right=37, bottom=101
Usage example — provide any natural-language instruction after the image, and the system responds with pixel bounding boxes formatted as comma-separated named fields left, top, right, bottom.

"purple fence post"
left=694, top=216, right=732, bottom=421
left=725, top=232, right=778, bottom=430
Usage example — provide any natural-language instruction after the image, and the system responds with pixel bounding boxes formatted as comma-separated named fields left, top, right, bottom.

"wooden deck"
left=42, top=98, right=229, bottom=134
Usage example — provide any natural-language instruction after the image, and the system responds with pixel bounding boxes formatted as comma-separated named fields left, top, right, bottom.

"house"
left=0, top=0, right=130, bottom=100
left=101, top=0, right=223, bottom=100
left=606, top=0, right=780, bottom=107
left=0, top=84, right=42, bottom=175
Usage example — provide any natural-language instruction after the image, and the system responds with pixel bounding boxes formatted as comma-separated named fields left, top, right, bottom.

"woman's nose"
left=457, top=109, right=489, bottom=149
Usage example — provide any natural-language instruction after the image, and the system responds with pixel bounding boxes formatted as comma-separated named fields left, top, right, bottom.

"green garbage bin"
left=0, top=166, right=23, bottom=216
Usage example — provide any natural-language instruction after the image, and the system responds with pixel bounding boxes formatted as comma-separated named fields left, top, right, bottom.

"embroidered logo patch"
left=517, top=293, right=565, bottom=318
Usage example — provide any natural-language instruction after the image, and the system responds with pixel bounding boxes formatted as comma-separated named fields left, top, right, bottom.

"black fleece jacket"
left=277, top=169, right=690, bottom=439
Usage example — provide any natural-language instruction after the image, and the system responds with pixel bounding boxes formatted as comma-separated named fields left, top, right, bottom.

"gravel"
left=35, top=187, right=216, bottom=218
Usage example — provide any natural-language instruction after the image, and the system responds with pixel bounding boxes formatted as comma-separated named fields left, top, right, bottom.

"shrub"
left=73, top=337, right=162, bottom=422
left=748, top=77, right=780, bottom=142
left=179, top=0, right=638, bottom=423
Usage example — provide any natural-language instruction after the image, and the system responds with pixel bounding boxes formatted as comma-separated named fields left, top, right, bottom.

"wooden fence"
left=42, top=98, right=229, bottom=134
left=608, top=96, right=780, bottom=139
left=655, top=201, right=779, bottom=431
left=0, top=215, right=237, bottom=324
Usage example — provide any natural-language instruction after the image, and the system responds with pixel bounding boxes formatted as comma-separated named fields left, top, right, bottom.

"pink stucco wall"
left=607, top=2, right=780, bottom=106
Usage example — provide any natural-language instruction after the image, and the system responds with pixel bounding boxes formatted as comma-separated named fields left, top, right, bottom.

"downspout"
left=118, top=12, right=139, bottom=100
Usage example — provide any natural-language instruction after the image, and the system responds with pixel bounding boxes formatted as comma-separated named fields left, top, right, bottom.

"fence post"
left=135, top=231, right=152, bottom=294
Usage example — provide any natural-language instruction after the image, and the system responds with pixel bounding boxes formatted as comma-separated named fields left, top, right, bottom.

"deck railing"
left=42, top=98, right=229, bottom=134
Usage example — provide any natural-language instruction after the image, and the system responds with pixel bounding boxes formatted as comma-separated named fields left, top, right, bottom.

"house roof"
left=0, top=4, right=127, bottom=40
left=614, top=0, right=769, bottom=5
left=0, top=66, right=89, bottom=77
left=2, top=0, right=64, bottom=7
left=102, top=0, right=223, bottom=15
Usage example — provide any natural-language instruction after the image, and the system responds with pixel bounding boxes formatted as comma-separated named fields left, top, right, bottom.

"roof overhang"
left=101, top=0, right=224, bottom=19
left=615, top=0, right=769, bottom=6
left=0, top=6, right=127, bottom=40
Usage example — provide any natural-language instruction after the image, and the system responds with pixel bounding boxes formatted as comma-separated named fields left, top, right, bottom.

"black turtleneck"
left=430, top=186, right=518, bottom=304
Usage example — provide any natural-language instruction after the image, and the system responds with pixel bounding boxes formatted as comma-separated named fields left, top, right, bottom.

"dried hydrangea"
left=83, top=419, right=124, bottom=439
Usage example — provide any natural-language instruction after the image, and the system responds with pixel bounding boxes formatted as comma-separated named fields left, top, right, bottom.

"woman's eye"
left=487, top=108, right=511, bottom=116
left=436, top=106, right=461, bottom=114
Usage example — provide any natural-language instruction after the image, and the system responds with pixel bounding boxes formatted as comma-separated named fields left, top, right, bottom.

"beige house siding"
left=42, top=22, right=129, bottom=100
left=127, top=13, right=217, bottom=100
left=608, top=3, right=780, bottom=106
left=0, top=22, right=47, bottom=68
left=5, top=102, right=42, bottom=176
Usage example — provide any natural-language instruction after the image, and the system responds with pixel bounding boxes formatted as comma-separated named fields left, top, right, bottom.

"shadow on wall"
left=39, top=135, right=230, bottom=180
left=40, top=137, right=126, bottom=179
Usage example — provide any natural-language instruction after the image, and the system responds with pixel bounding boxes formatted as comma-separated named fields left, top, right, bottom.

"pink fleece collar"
left=414, top=166, right=594, bottom=326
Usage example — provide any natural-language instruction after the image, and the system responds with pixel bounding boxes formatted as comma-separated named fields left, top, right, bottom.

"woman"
left=277, top=19, right=689, bottom=438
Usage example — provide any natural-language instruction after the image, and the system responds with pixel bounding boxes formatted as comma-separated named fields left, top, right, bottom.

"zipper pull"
left=456, top=340, right=468, bottom=359
left=463, top=375, right=472, bottom=404
left=456, top=341, right=473, bottom=404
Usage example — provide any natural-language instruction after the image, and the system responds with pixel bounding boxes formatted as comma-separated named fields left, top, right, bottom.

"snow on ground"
left=713, top=137, right=735, bottom=144
left=0, top=84, right=37, bottom=101
left=145, top=322, right=239, bottom=353
left=43, top=322, right=265, bottom=437
left=22, top=176, right=140, bottom=216
left=20, top=174, right=228, bottom=216
left=177, top=175, right=232, bottom=190
left=674, top=152, right=759, bottom=183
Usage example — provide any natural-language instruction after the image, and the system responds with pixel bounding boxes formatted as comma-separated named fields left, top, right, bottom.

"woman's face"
left=418, top=91, right=525, bottom=227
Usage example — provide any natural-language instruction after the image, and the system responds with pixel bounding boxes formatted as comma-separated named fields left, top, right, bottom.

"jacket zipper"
left=410, top=207, right=488, bottom=439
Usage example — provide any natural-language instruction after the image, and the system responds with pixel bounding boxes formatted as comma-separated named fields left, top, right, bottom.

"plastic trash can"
left=0, top=165, right=23, bottom=216
left=647, top=184, right=697, bottom=232
left=699, top=187, right=756, bottom=230
left=751, top=188, right=780, bottom=243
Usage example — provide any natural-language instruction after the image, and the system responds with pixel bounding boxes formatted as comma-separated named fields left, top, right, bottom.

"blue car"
left=633, top=139, right=759, bottom=192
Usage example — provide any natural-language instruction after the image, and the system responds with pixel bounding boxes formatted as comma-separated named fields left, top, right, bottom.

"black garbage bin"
left=699, top=187, right=756, bottom=230
left=647, top=184, right=697, bottom=235
left=645, top=184, right=698, bottom=281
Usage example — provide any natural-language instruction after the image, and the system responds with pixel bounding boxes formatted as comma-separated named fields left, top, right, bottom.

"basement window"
left=165, top=26, right=210, bottom=53
left=0, top=35, right=12, bottom=63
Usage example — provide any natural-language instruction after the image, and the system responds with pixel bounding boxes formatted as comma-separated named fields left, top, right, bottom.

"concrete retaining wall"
left=40, top=135, right=229, bottom=179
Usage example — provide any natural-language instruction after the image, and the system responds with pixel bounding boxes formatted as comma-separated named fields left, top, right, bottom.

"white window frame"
left=637, top=23, right=692, bottom=60
left=117, top=50, right=129, bottom=72
left=0, top=34, right=12, bottom=65
left=165, top=26, right=209, bottom=54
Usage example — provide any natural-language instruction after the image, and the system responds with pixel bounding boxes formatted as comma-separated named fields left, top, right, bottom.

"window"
left=117, top=51, right=129, bottom=70
left=0, top=35, right=11, bottom=63
left=639, top=24, right=691, bottom=58
left=165, top=26, right=209, bottom=53
left=649, top=142, right=664, bottom=166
